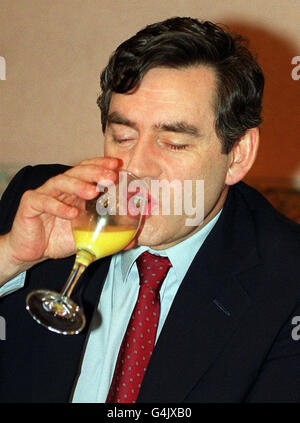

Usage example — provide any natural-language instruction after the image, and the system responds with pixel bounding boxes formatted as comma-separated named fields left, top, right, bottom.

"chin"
left=137, top=215, right=183, bottom=247
left=136, top=234, right=163, bottom=248
left=136, top=227, right=166, bottom=248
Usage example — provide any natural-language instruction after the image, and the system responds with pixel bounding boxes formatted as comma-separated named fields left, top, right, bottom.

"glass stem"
left=60, top=260, right=86, bottom=298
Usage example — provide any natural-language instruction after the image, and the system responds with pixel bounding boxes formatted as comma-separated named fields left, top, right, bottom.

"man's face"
left=104, top=66, right=231, bottom=250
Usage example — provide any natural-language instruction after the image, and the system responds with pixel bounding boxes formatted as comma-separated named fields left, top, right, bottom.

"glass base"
left=26, top=290, right=86, bottom=335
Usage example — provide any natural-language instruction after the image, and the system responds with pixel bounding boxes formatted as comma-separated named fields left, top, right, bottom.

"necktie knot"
left=136, top=251, right=172, bottom=292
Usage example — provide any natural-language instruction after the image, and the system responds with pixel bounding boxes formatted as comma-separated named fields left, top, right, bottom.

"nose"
left=124, top=135, right=161, bottom=179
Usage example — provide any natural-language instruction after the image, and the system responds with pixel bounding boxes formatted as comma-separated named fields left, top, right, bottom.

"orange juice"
left=73, top=226, right=136, bottom=266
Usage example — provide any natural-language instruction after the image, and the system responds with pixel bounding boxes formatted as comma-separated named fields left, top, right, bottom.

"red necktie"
left=106, top=251, right=172, bottom=403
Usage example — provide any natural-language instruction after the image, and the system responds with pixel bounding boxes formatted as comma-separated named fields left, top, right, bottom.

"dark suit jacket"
left=0, top=164, right=299, bottom=403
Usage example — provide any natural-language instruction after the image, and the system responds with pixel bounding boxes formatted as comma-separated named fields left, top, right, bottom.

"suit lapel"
left=138, top=184, right=260, bottom=402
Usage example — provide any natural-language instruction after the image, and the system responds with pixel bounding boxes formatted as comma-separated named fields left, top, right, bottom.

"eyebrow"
left=154, top=121, right=200, bottom=137
left=107, top=111, right=202, bottom=138
left=107, top=112, right=136, bottom=128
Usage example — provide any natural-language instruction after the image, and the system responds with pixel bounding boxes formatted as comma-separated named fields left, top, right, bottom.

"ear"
left=225, top=127, right=260, bottom=186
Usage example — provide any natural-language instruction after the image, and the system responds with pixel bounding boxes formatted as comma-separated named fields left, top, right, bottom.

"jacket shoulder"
left=234, top=182, right=300, bottom=268
left=0, top=164, right=70, bottom=234
left=235, top=182, right=299, bottom=235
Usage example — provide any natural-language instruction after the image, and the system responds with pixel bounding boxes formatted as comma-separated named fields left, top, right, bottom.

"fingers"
left=37, top=174, right=98, bottom=200
left=78, top=156, right=121, bottom=169
left=20, top=190, right=79, bottom=220
left=38, top=157, right=119, bottom=199
left=65, top=164, right=117, bottom=187
left=23, top=156, right=121, bottom=220
left=64, top=157, right=121, bottom=190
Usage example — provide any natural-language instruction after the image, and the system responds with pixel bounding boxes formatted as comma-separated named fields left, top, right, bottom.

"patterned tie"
left=106, top=251, right=172, bottom=403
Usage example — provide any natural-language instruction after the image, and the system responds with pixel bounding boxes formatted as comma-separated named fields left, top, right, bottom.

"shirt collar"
left=120, top=209, right=222, bottom=283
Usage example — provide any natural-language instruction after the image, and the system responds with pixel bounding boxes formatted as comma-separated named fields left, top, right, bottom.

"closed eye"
left=112, top=135, right=135, bottom=143
left=167, top=144, right=188, bottom=151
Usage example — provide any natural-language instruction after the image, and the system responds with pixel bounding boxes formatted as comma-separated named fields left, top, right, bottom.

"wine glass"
left=25, top=170, right=148, bottom=335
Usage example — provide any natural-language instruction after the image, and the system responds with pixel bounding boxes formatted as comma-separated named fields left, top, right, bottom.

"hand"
left=0, top=157, right=119, bottom=283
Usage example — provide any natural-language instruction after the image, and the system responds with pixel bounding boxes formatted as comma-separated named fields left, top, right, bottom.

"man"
left=0, top=17, right=299, bottom=403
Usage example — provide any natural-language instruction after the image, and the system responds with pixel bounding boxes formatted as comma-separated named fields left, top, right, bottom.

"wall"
left=0, top=0, right=299, bottom=195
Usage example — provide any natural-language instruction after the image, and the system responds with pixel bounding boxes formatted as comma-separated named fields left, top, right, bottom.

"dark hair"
left=97, top=17, right=264, bottom=153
